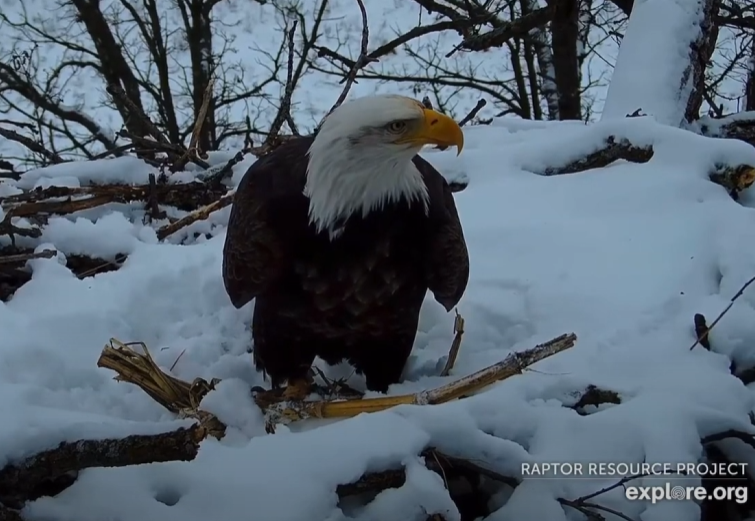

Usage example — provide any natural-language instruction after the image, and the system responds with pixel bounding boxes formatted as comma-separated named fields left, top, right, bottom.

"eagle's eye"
left=386, top=121, right=407, bottom=134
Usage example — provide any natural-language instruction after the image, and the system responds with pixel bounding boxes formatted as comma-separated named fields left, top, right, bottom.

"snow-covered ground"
left=3, top=114, right=755, bottom=520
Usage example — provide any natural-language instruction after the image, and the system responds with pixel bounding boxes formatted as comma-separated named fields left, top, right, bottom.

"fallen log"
left=0, top=425, right=204, bottom=508
left=542, top=136, right=653, bottom=176
left=700, top=114, right=755, bottom=149
left=538, top=136, right=755, bottom=200
left=337, top=447, right=519, bottom=520
left=709, top=164, right=755, bottom=201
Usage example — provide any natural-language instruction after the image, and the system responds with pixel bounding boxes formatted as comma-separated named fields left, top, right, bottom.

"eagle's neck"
left=304, top=142, right=430, bottom=240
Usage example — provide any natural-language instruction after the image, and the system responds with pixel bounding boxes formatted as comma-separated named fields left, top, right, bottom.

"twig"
left=458, top=99, right=487, bottom=127
left=106, top=84, right=170, bottom=145
left=315, top=17, right=488, bottom=71
left=320, top=0, right=373, bottom=122
left=0, top=425, right=204, bottom=507
left=203, top=150, right=247, bottom=186
left=1, top=182, right=227, bottom=216
left=90, top=143, right=136, bottom=160
left=0, top=128, right=66, bottom=165
left=690, top=275, right=755, bottom=350
left=559, top=474, right=647, bottom=521
left=283, top=30, right=300, bottom=137
left=440, top=310, right=464, bottom=376
left=576, top=474, right=647, bottom=502
left=559, top=499, right=634, bottom=521
left=156, top=191, right=235, bottom=241
left=117, top=130, right=200, bottom=165
left=702, top=429, right=755, bottom=449
left=72, top=253, right=128, bottom=279
left=0, top=211, right=42, bottom=247
left=144, top=174, right=166, bottom=222
left=0, top=249, right=55, bottom=264
left=263, top=21, right=299, bottom=152
left=425, top=448, right=518, bottom=488
left=447, top=4, right=556, bottom=56
left=172, top=76, right=215, bottom=172
left=307, top=366, right=364, bottom=400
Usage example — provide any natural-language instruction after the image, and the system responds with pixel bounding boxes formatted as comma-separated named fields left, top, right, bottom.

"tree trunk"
left=547, top=0, right=581, bottom=120
left=745, top=38, right=755, bottom=112
left=601, top=0, right=718, bottom=126
left=521, top=0, right=559, bottom=119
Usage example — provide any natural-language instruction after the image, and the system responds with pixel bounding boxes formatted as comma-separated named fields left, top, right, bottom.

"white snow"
left=2, top=115, right=755, bottom=520
left=601, top=0, right=710, bottom=126
left=16, top=157, right=156, bottom=189
left=695, top=111, right=755, bottom=137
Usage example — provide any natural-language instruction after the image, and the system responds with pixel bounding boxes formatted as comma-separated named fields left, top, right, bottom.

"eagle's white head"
left=304, top=94, right=464, bottom=239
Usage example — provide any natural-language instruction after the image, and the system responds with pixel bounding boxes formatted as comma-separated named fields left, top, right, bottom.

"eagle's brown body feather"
left=222, top=136, right=469, bottom=392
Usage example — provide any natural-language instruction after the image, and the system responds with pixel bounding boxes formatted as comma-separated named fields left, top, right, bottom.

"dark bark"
left=176, top=0, right=217, bottom=153
left=547, top=0, right=581, bottom=119
left=70, top=0, right=154, bottom=140
left=684, top=0, right=720, bottom=122
left=746, top=39, right=755, bottom=112
left=0, top=426, right=203, bottom=508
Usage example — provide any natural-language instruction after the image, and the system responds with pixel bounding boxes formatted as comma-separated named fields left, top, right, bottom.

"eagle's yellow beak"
left=397, top=108, right=464, bottom=155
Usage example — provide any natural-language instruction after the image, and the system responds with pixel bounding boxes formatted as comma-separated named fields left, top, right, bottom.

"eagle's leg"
left=281, top=372, right=315, bottom=400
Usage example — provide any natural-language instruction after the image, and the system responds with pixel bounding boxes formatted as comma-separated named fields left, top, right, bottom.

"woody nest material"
left=96, top=339, right=226, bottom=438
left=97, top=317, right=577, bottom=435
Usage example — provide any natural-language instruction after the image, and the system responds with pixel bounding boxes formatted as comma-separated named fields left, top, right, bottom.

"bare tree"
left=3, top=0, right=754, bottom=175
left=0, top=0, right=317, bottom=169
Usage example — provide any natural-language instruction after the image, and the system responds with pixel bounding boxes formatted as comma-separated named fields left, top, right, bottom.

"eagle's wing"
left=414, top=155, right=470, bottom=311
left=222, top=144, right=301, bottom=309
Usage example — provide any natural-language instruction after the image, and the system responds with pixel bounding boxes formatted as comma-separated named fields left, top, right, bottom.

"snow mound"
left=3, top=118, right=755, bottom=521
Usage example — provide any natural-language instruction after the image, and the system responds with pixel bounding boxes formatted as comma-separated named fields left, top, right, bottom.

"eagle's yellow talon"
left=281, top=378, right=313, bottom=400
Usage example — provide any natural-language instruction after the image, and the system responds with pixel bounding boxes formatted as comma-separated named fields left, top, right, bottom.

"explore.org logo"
left=626, top=483, right=748, bottom=504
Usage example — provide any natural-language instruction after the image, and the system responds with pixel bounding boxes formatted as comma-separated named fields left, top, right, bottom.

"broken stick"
left=97, top=332, right=576, bottom=435
left=97, top=339, right=226, bottom=439
left=156, top=191, right=235, bottom=241
left=262, top=332, right=577, bottom=429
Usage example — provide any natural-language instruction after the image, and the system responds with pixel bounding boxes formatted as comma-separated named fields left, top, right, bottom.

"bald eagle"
left=222, top=95, right=470, bottom=398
